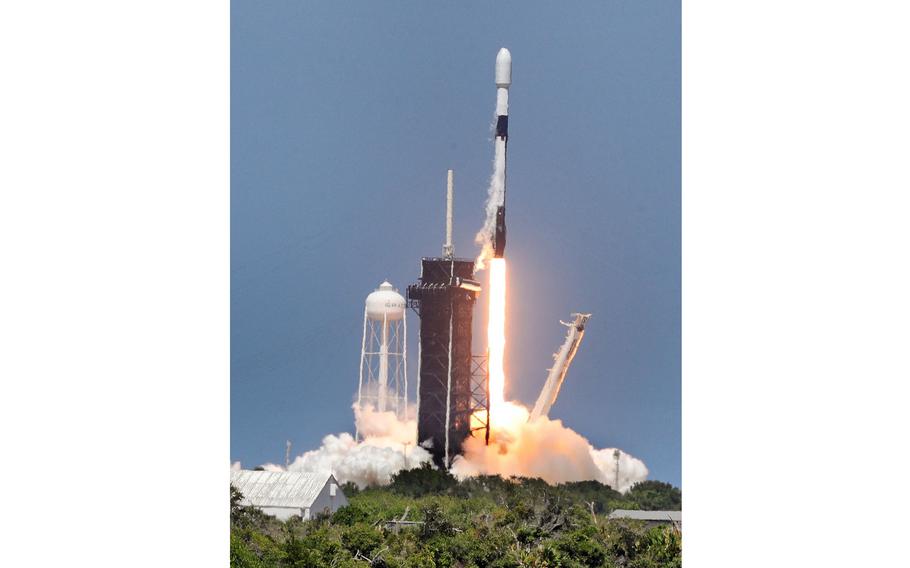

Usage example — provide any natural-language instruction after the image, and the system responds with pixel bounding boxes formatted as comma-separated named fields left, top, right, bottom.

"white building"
left=607, top=509, right=682, bottom=529
left=231, top=470, right=348, bottom=521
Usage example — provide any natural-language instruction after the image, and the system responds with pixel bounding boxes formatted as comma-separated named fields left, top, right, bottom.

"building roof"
left=231, top=470, right=336, bottom=509
left=607, top=509, right=681, bottom=522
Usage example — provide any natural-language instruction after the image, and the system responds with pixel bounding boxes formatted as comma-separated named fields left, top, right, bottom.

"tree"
left=627, top=481, right=682, bottom=511
left=341, top=524, right=383, bottom=557
left=559, top=479, right=623, bottom=514
left=419, top=502, right=455, bottom=540
left=389, top=463, right=457, bottom=497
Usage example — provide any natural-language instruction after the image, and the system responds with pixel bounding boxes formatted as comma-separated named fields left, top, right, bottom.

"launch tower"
left=408, top=171, right=486, bottom=468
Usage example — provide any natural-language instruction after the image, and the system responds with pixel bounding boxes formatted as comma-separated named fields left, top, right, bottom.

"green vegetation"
left=231, top=464, right=681, bottom=567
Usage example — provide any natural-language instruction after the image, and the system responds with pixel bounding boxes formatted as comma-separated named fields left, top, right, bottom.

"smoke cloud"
left=255, top=404, right=432, bottom=489
left=246, top=400, right=646, bottom=492
left=589, top=447, right=650, bottom=493
left=243, top=370, right=645, bottom=492
left=452, top=401, right=648, bottom=492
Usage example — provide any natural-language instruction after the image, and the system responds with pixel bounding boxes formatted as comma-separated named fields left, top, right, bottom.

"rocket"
left=492, top=48, right=511, bottom=258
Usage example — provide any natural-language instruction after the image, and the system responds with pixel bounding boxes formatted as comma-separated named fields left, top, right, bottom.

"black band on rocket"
left=496, top=115, right=508, bottom=139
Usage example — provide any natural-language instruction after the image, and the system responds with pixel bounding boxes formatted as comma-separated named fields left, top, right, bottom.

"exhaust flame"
left=469, top=259, right=648, bottom=491
left=487, top=258, right=507, bottom=412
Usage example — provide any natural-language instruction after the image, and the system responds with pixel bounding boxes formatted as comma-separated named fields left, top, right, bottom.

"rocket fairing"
left=492, top=48, right=511, bottom=259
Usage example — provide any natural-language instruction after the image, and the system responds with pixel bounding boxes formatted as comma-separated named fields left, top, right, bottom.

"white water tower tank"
left=365, top=281, right=406, bottom=321
left=357, top=281, right=408, bottom=433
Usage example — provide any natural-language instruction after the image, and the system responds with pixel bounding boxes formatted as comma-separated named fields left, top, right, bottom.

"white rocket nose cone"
left=495, top=47, right=512, bottom=87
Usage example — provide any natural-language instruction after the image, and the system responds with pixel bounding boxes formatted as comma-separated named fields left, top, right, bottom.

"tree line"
left=231, top=464, right=681, bottom=568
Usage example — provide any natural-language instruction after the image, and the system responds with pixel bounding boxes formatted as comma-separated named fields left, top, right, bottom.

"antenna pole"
left=614, top=449, right=620, bottom=490
left=443, top=169, right=454, bottom=259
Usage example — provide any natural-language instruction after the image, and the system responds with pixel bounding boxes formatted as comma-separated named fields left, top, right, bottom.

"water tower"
left=357, top=281, right=408, bottom=427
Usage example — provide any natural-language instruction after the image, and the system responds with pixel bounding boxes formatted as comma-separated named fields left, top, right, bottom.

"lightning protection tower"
left=357, top=281, right=408, bottom=433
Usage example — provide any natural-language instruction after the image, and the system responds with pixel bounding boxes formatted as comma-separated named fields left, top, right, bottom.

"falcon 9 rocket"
left=492, top=48, right=511, bottom=258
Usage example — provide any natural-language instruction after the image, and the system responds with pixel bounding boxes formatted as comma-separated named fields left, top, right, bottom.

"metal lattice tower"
left=407, top=258, right=480, bottom=468
left=405, top=170, right=488, bottom=468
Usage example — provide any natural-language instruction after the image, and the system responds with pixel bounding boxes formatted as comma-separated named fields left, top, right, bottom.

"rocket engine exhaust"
left=487, top=258, right=507, bottom=412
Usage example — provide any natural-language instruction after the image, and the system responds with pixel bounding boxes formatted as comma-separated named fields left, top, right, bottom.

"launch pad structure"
left=407, top=258, right=486, bottom=468
left=407, top=170, right=490, bottom=468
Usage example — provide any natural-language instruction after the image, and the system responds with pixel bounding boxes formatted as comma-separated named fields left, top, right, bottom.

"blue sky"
left=232, top=1, right=680, bottom=486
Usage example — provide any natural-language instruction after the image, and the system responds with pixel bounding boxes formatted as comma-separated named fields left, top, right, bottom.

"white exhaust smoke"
left=590, top=447, right=650, bottom=493
left=246, top=399, right=647, bottom=492
left=255, top=404, right=432, bottom=489
left=451, top=400, right=648, bottom=492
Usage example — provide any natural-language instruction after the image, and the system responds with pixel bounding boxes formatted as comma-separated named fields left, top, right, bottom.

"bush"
left=629, top=526, right=682, bottom=568
left=341, top=524, right=383, bottom=557
left=419, top=503, right=455, bottom=540
left=283, top=527, right=346, bottom=568
left=389, top=463, right=458, bottom=497
left=626, top=480, right=682, bottom=511
left=555, top=529, right=608, bottom=566
left=230, top=532, right=265, bottom=568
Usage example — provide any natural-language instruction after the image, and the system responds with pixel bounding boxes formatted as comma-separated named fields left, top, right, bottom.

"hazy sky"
left=232, top=1, right=680, bottom=486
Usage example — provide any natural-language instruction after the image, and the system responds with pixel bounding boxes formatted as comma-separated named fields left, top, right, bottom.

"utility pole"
left=613, top=449, right=621, bottom=491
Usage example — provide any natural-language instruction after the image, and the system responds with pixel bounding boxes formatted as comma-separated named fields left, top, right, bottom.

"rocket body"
left=492, top=48, right=511, bottom=259
left=493, top=206, right=506, bottom=257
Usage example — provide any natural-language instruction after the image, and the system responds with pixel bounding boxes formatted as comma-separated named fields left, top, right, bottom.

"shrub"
left=389, top=463, right=457, bottom=497
left=626, top=480, right=682, bottom=511
left=342, top=524, right=383, bottom=557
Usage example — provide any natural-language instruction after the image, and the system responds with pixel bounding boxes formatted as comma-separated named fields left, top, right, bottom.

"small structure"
left=607, top=509, right=682, bottom=529
left=230, top=470, right=348, bottom=521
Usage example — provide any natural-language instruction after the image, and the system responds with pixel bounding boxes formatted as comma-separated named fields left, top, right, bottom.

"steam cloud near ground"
left=247, top=400, right=647, bottom=492
left=452, top=401, right=648, bottom=492
left=251, top=405, right=432, bottom=489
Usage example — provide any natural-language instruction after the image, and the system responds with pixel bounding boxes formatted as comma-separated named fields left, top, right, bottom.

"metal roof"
left=230, top=470, right=335, bottom=509
left=608, top=509, right=682, bottom=522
